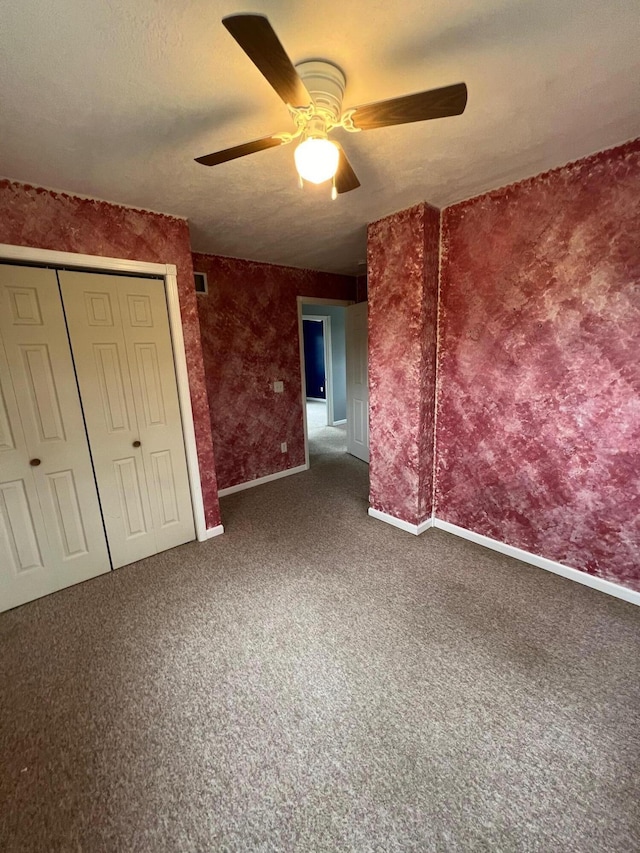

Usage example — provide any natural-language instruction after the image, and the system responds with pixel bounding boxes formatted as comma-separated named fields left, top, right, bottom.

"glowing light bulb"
left=294, top=137, right=340, bottom=185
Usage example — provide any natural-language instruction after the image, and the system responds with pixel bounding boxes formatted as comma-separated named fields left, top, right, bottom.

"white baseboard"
left=368, top=508, right=434, bottom=536
left=332, top=419, right=347, bottom=426
left=199, top=524, right=224, bottom=541
left=218, top=464, right=308, bottom=497
left=433, top=518, right=640, bottom=607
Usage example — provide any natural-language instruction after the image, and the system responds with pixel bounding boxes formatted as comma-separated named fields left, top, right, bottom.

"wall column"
left=367, top=202, right=440, bottom=528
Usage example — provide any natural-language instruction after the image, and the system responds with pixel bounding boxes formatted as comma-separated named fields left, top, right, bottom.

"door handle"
left=132, top=440, right=141, bottom=448
left=29, top=458, right=41, bottom=466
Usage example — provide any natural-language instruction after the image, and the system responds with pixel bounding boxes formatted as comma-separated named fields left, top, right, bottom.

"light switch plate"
left=273, top=380, right=284, bottom=393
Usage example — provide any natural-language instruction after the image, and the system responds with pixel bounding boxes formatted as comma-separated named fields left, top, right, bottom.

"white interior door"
left=58, top=271, right=195, bottom=568
left=346, top=302, right=369, bottom=463
left=0, top=266, right=110, bottom=612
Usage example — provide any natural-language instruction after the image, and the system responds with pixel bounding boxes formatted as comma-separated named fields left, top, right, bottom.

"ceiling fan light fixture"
left=294, top=137, right=340, bottom=184
left=196, top=15, right=467, bottom=200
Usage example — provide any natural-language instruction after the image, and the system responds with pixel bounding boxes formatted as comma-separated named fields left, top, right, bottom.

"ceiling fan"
left=196, top=14, right=468, bottom=198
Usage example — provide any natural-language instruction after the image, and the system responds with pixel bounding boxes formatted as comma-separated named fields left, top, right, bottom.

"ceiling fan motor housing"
left=295, top=60, right=347, bottom=124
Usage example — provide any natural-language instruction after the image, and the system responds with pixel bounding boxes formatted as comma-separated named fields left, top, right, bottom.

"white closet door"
left=58, top=271, right=195, bottom=568
left=0, top=266, right=110, bottom=613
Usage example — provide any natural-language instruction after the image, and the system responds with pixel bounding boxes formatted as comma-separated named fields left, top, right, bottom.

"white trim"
left=0, top=243, right=169, bottom=275
left=433, top=518, right=640, bottom=607
left=201, top=524, right=224, bottom=540
left=302, top=314, right=333, bottom=427
left=218, top=464, right=307, bottom=497
left=323, top=317, right=334, bottom=426
left=332, top=418, right=347, bottom=425
left=297, top=295, right=354, bottom=468
left=297, top=303, right=311, bottom=469
left=0, top=243, right=209, bottom=543
left=368, top=508, right=434, bottom=536
left=299, top=297, right=353, bottom=307
left=163, top=268, right=208, bottom=541
left=302, top=314, right=333, bottom=426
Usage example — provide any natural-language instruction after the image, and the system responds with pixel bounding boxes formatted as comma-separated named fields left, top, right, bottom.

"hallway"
left=306, top=398, right=347, bottom=463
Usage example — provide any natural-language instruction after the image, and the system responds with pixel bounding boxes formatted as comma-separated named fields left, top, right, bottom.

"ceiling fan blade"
left=222, top=14, right=312, bottom=109
left=335, top=147, right=361, bottom=194
left=195, top=136, right=285, bottom=167
left=350, top=83, right=467, bottom=131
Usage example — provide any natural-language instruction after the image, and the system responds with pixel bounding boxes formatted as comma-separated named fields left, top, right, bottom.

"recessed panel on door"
left=0, top=266, right=111, bottom=613
left=0, top=478, right=45, bottom=573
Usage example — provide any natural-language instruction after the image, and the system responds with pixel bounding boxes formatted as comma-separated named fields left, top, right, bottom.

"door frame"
left=346, top=301, right=370, bottom=463
left=0, top=243, right=210, bottom=542
left=302, top=315, right=332, bottom=421
left=297, top=296, right=353, bottom=468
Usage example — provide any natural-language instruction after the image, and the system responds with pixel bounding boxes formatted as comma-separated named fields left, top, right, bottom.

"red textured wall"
left=193, top=253, right=356, bottom=490
left=436, top=139, right=640, bottom=590
left=368, top=203, right=440, bottom=526
left=0, top=179, right=221, bottom=529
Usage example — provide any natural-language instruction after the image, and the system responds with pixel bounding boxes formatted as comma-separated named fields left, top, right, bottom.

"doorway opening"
left=301, top=312, right=346, bottom=465
left=302, top=316, right=330, bottom=410
left=301, top=306, right=347, bottom=463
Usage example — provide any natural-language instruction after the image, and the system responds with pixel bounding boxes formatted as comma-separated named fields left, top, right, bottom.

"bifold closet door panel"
left=0, top=266, right=111, bottom=612
left=58, top=271, right=195, bottom=568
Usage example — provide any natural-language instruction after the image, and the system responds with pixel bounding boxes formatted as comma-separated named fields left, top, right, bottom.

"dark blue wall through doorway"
left=303, top=319, right=325, bottom=399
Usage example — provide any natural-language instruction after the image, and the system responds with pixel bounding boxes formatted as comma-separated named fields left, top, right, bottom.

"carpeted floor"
left=306, top=398, right=340, bottom=436
left=1, top=423, right=639, bottom=851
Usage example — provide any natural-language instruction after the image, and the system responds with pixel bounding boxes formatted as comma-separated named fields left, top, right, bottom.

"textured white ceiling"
left=1, top=0, right=638, bottom=274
